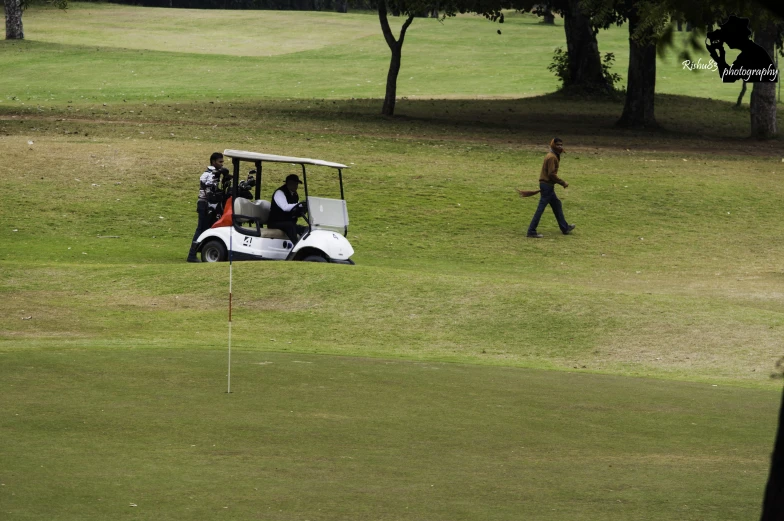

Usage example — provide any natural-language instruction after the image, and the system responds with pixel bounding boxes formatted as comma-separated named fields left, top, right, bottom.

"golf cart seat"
left=233, top=197, right=288, bottom=239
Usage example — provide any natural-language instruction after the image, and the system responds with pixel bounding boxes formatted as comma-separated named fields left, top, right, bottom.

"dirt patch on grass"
left=595, top=322, right=782, bottom=379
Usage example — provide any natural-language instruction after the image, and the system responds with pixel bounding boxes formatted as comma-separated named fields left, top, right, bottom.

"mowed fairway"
left=1, top=4, right=784, bottom=520
left=1, top=349, right=778, bottom=521
left=0, top=3, right=756, bottom=102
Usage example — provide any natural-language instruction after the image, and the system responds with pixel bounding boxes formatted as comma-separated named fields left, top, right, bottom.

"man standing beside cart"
left=267, top=173, right=308, bottom=245
left=187, top=152, right=228, bottom=262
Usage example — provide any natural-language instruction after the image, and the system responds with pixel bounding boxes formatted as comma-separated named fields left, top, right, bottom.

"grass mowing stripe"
left=0, top=97, right=782, bottom=388
left=0, top=349, right=778, bottom=521
left=1, top=262, right=781, bottom=386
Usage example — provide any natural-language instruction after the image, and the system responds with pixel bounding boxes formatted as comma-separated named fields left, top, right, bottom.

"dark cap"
left=286, top=174, right=303, bottom=184
left=715, top=15, right=752, bottom=39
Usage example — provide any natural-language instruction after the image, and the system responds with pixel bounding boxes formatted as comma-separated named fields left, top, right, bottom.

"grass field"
left=0, top=3, right=773, bottom=103
left=2, top=349, right=779, bottom=521
left=1, top=4, right=784, bottom=520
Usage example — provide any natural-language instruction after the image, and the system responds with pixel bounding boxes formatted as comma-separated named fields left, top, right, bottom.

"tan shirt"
left=539, top=151, right=567, bottom=186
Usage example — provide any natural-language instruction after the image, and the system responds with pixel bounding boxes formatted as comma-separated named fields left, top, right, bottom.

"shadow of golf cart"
left=195, top=149, right=354, bottom=264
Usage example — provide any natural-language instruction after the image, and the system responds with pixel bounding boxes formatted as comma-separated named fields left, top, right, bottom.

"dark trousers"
left=527, top=182, right=569, bottom=234
left=268, top=221, right=307, bottom=244
left=187, top=200, right=217, bottom=259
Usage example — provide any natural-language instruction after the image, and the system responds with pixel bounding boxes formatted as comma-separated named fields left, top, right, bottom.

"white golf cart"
left=195, top=150, right=354, bottom=264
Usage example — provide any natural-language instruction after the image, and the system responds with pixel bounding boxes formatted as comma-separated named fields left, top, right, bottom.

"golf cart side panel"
left=196, top=226, right=231, bottom=252
left=291, top=230, right=354, bottom=261
left=198, top=226, right=293, bottom=260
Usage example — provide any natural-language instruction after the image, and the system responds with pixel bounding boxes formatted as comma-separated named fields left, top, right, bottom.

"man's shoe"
left=563, top=224, right=576, bottom=235
left=187, top=256, right=200, bottom=263
left=527, top=232, right=543, bottom=238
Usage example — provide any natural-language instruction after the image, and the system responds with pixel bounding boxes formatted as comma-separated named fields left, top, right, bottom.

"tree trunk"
left=736, top=81, right=747, bottom=108
left=750, top=20, right=777, bottom=139
left=542, top=8, right=555, bottom=24
left=617, top=9, right=657, bottom=128
left=382, top=44, right=403, bottom=116
left=5, top=0, right=24, bottom=40
left=334, top=0, right=347, bottom=13
left=378, top=1, right=413, bottom=117
left=563, top=0, right=609, bottom=92
left=760, top=384, right=784, bottom=520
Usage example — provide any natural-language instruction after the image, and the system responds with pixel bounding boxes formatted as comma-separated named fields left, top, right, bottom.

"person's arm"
left=273, top=190, right=299, bottom=212
left=551, top=172, right=568, bottom=188
left=545, top=157, right=568, bottom=187
left=708, top=44, right=733, bottom=81
left=707, top=44, right=729, bottom=71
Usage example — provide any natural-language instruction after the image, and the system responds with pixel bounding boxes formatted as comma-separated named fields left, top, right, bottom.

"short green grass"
left=1, top=349, right=779, bottom=521
left=1, top=5, right=784, bottom=520
left=1, top=96, right=782, bottom=386
left=0, top=3, right=772, bottom=103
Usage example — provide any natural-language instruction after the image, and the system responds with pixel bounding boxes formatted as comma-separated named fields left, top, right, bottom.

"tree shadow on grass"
left=290, top=92, right=784, bottom=154
left=1, top=92, right=781, bottom=155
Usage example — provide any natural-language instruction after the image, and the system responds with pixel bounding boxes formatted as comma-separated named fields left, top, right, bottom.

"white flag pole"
left=227, top=203, right=234, bottom=394
left=226, top=186, right=238, bottom=394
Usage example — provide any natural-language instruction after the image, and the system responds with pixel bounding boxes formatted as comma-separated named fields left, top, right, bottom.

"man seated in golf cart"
left=267, top=173, right=308, bottom=244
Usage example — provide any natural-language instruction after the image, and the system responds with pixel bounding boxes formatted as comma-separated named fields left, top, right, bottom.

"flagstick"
left=227, top=228, right=233, bottom=394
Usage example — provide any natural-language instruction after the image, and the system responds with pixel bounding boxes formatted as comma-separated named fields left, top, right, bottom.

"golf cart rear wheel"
left=201, top=240, right=227, bottom=263
left=302, top=254, right=327, bottom=263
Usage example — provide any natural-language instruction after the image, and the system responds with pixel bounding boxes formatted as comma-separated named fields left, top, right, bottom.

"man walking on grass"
left=525, top=137, right=575, bottom=238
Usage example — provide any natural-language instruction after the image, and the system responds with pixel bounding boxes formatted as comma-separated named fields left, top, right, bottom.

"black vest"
left=268, top=185, right=299, bottom=223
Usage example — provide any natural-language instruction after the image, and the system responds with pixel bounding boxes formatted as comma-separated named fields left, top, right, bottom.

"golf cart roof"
left=223, top=150, right=348, bottom=169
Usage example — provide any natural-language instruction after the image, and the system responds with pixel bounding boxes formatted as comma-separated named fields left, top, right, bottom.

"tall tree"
left=532, top=0, right=612, bottom=91
left=585, top=0, right=667, bottom=127
left=5, top=0, right=24, bottom=39
left=617, top=0, right=661, bottom=127
left=541, top=4, right=555, bottom=23
left=377, top=1, right=415, bottom=116
left=562, top=0, right=612, bottom=91
left=5, top=0, right=67, bottom=40
left=374, top=0, right=622, bottom=116
left=522, top=0, right=615, bottom=91
left=749, top=18, right=778, bottom=138
left=375, top=0, right=484, bottom=116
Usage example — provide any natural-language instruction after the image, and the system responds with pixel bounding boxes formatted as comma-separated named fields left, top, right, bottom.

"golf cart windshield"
left=307, top=196, right=348, bottom=235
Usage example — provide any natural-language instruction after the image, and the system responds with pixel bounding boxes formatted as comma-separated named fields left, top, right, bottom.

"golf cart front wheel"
left=302, top=254, right=327, bottom=263
left=201, top=240, right=227, bottom=263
